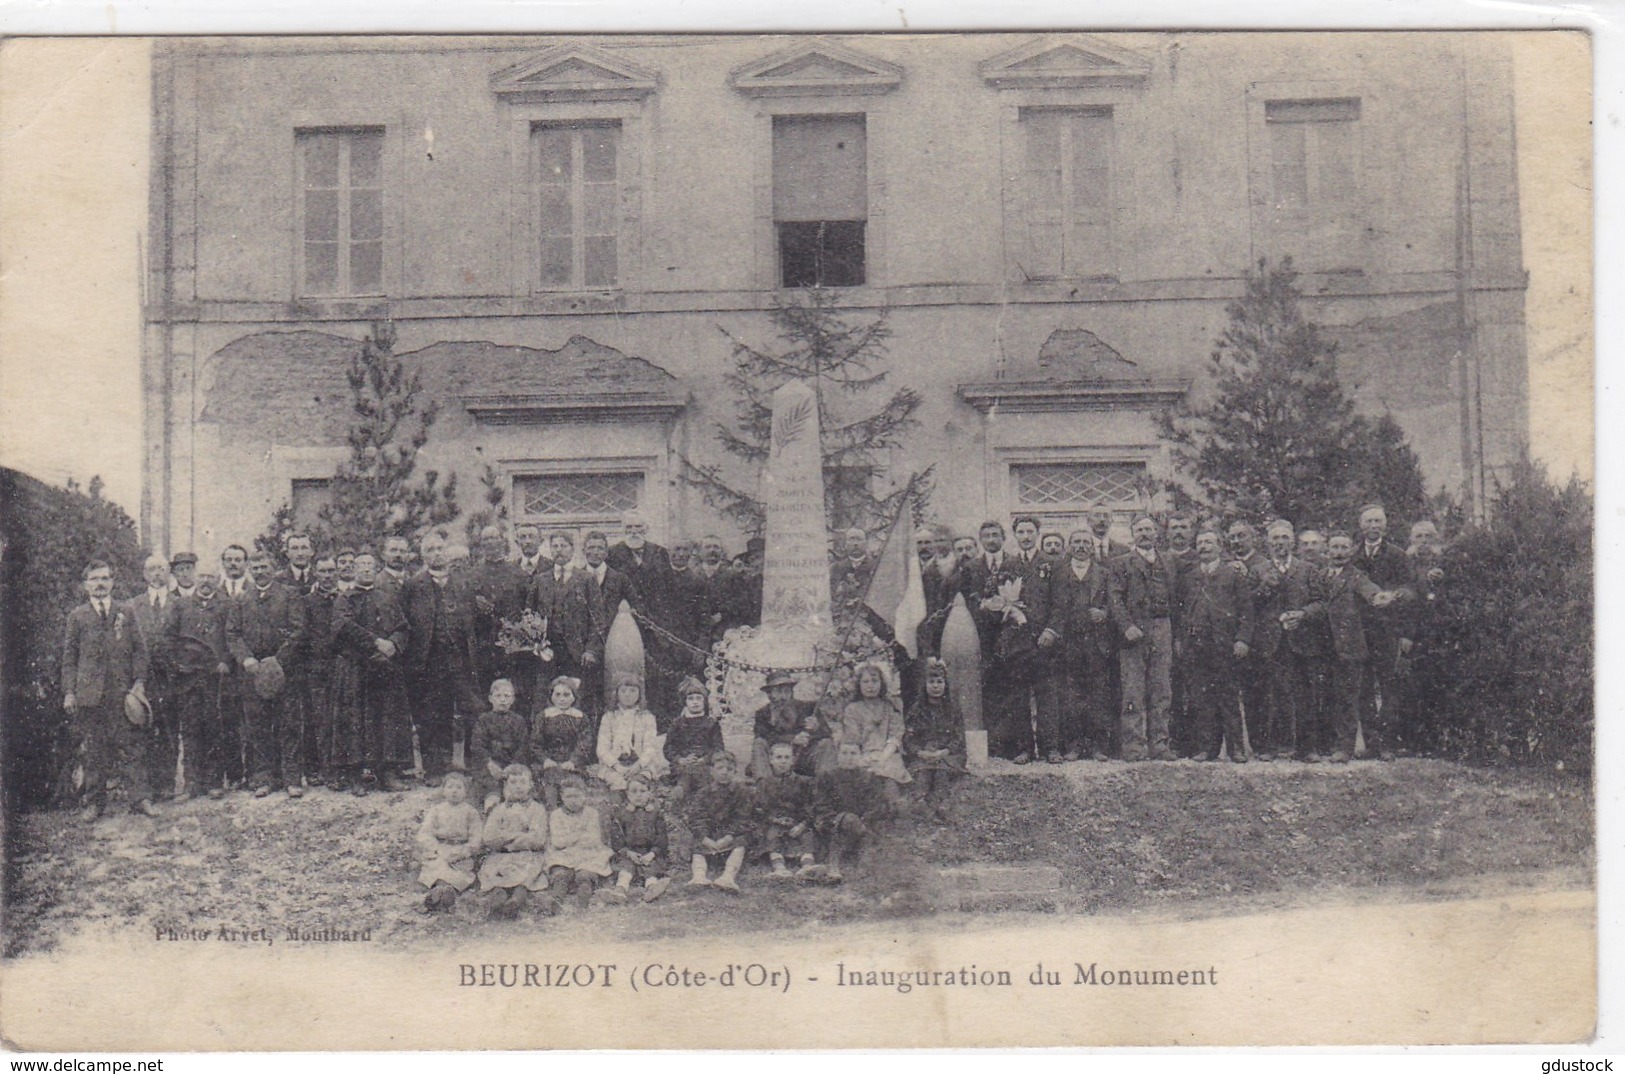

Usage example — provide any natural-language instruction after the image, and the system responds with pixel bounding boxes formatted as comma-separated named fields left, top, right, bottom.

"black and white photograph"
left=0, top=21, right=1597, bottom=1052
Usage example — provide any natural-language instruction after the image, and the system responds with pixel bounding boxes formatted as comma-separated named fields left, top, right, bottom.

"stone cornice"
left=957, top=379, right=1190, bottom=414
left=463, top=391, right=687, bottom=425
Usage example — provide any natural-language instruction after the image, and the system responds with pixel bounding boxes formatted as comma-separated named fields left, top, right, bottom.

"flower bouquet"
left=496, top=608, right=554, bottom=662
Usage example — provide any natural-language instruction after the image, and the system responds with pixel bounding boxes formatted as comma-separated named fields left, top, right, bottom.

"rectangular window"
left=534, top=122, right=621, bottom=290
left=513, top=470, right=643, bottom=529
left=1011, top=461, right=1147, bottom=530
left=773, top=114, right=867, bottom=287
left=1265, top=98, right=1359, bottom=211
left=1019, top=107, right=1114, bottom=279
left=290, top=478, right=333, bottom=532
left=298, top=128, right=384, bottom=296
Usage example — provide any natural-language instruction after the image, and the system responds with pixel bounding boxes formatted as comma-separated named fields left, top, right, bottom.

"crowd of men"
left=57, top=501, right=1448, bottom=822
left=915, top=503, right=1449, bottom=768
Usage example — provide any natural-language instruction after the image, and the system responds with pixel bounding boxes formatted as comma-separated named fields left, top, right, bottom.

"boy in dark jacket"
left=753, top=741, right=817, bottom=879
left=469, top=678, right=529, bottom=812
left=607, top=774, right=673, bottom=903
left=684, top=751, right=754, bottom=892
left=813, top=739, right=893, bottom=884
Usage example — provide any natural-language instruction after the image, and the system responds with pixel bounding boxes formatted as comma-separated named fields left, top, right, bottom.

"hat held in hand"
left=253, top=656, right=286, bottom=699
left=123, top=689, right=151, bottom=728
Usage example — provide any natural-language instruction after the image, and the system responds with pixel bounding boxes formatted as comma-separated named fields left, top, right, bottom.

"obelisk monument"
left=756, top=379, right=832, bottom=668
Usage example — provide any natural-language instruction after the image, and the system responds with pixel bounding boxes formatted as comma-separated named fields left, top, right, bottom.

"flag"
left=856, top=498, right=928, bottom=658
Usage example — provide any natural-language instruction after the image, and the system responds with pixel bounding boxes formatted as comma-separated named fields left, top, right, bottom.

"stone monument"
left=757, top=379, right=833, bottom=665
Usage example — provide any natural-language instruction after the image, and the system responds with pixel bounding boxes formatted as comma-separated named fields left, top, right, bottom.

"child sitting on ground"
left=838, top=662, right=912, bottom=792
left=529, top=676, right=593, bottom=808
left=477, top=764, right=551, bottom=920
left=662, top=677, right=723, bottom=798
left=606, top=773, right=673, bottom=904
left=813, top=739, right=893, bottom=885
left=544, top=773, right=614, bottom=909
left=470, top=679, right=530, bottom=813
left=591, top=673, right=668, bottom=791
left=753, top=740, right=818, bottom=880
left=416, top=772, right=482, bottom=913
left=903, top=658, right=967, bottom=819
left=685, top=750, right=754, bottom=893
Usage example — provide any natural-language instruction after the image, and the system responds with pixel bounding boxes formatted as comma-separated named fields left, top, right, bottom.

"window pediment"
left=730, top=39, right=903, bottom=98
left=980, top=36, right=1151, bottom=90
left=491, top=45, right=659, bottom=102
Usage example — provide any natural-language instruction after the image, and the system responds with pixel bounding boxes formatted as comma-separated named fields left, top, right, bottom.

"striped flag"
left=856, top=499, right=928, bottom=658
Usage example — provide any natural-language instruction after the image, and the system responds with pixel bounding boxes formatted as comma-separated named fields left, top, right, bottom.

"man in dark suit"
left=511, top=523, right=548, bottom=578
left=1034, top=529, right=1114, bottom=762
left=401, top=528, right=483, bottom=782
left=1250, top=520, right=1323, bottom=761
left=1178, top=530, right=1255, bottom=762
left=1296, top=532, right=1396, bottom=762
left=226, top=550, right=307, bottom=798
left=958, top=520, right=1038, bottom=762
left=696, top=534, right=748, bottom=650
left=564, top=530, right=636, bottom=716
left=132, top=554, right=181, bottom=798
left=1087, top=505, right=1130, bottom=564
left=275, top=532, right=316, bottom=592
left=62, top=560, right=151, bottom=820
left=465, top=525, right=531, bottom=704
left=1009, top=515, right=1046, bottom=573
left=333, top=551, right=414, bottom=792
left=1353, top=504, right=1417, bottom=759
left=645, top=538, right=708, bottom=721
left=168, top=562, right=231, bottom=798
left=1108, top=515, right=1180, bottom=762
left=377, top=535, right=413, bottom=595
left=215, top=544, right=253, bottom=788
left=915, top=524, right=959, bottom=660
left=604, top=511, right=663, bottom=600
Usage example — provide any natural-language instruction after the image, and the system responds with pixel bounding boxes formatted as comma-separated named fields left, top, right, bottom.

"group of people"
left=57, top=498, right=1447, bottom=854
left=419, top=667, right=916, bottom=915
left=909, top=503, right=1448, bottom=767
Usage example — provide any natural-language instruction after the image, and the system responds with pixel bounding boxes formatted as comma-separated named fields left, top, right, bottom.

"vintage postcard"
left=0, top=26, right=1595, bottom=1051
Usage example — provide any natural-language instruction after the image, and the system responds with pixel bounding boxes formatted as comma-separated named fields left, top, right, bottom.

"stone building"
left=142, top=32, right=1527, bottom=556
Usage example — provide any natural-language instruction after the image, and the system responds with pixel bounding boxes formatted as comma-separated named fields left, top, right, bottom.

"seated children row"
left=467, top=659, right=967, bottom=816
left=416, top=738, right=894, bottom=915
left=422, top=660, right=969, bottom=913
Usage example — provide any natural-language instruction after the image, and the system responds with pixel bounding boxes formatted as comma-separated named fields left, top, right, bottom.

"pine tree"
left=462, top=462, right=510, bottom=544
left=681, top=289, right=933, bottom=536
left=1158, top=258, right=1427, bottom=529
left=313, top=320, right=460, bottom=550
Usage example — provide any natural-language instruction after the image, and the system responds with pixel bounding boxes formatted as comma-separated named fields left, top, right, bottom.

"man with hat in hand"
left=133, top=554, right=182, bottom=799
left=226, top=550, right=307, bottom=798
left=61, top=560, right=152, bottom=820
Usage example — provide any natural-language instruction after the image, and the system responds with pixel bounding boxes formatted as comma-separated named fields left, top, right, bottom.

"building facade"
left=142, top=32, right=1528, bottom=556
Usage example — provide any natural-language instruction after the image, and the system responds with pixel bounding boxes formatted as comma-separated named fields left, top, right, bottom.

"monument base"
left=705, top=624, right=899, bottom=745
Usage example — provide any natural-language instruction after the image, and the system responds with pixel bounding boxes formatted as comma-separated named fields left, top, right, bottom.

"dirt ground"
left=1, top=758, right=1592, bottom=957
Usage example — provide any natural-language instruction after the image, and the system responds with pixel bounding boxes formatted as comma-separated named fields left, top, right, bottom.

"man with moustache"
left=378, top=535, right=413, bottom=594
left=61, top=560, right=151, bottom=820
left=1294, top=532, right=1397, bottom=763
left=511, top=523, right=548, bottom=577
left=1087, top=505, right=1129, bottom=564
left=1178, top=530, right=1255, bottom=763
left=401, top=529, right=483, bottom=782
left=276, top=532, right=317, bottom=592
left=132, top=554, right=181, bottom=799
left=1248, top=520, right=1322, bottom=761
left=960, top=520, right=1038, bottom=762
left=696, top=534, right=747, bottom=650
left=1034, top=529, right=1114, bottom=762
left=301, top=554, right=345, bottom=789
left=332, top=550, right=413, bottom=793
left=1353, top=504, right=1417, bottom=759
left=465, top=525, right=531, bottom=707
left=563, top=531, right=636, bottom=716
left=168, top=560, right=231, bottom=798
left=1108, top=516, right=1180, bottom=762
left=227, top=550, right=307, bottom=799
left=216, top=545, right=253, bottom=788
left=605, top=511, right=664, bottom=601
